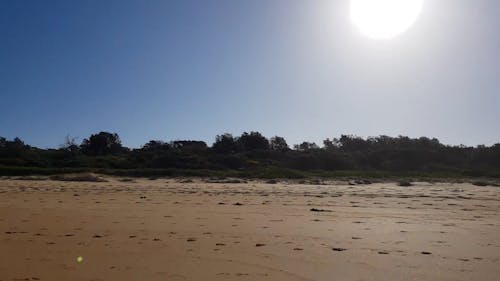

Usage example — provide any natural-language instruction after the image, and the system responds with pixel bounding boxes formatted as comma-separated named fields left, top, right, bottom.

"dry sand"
left=1, top=178, right=499, bottom=281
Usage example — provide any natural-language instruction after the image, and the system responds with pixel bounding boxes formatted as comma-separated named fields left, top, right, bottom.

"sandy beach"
left=1, top=177, right=499, bottom=281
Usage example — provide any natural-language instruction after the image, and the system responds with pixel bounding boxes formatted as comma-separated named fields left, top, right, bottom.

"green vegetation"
left=1, top=132, right=499, bottom=181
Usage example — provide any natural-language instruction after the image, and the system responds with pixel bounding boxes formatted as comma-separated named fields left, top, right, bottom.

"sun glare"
left=350, top=0, right=423, bottom=39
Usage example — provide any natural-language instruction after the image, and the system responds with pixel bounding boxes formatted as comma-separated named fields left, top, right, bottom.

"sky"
left=1, top=0, right=499, bottom=148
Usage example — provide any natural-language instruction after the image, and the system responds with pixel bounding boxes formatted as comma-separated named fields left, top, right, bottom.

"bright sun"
left=350, top=0, right=423, bottom=39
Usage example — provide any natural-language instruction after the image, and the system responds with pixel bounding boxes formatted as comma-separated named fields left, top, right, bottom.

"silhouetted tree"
left=12, top=137, right=26, bottom=148
left=0, top=137, right=29, bottom=161
left=0, top=137, right=27, bottom=150
left=237, top=132, right=269, bottom=151
left=60, top=135, right=79, bottom=153
left=337, top=135, right=369, bottom=151
left=142, top=140, right=170, bottom=151
left=270, top=136, right=289, bottom=151
left=323, top=138, right=340, bottom=150
left=213, top=133, right=237, bottom=154
left=80, top=132, right=125, bottom=156
left=294, top=142, right=319, bottom=151
left=171, top=140, right=207, bottom=150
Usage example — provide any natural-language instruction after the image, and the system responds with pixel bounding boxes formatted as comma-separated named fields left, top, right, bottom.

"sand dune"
left=1, top=178, right=499, bottom=281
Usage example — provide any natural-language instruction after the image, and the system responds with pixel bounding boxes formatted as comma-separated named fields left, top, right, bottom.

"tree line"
left=1, top=131, right=499, bottom=176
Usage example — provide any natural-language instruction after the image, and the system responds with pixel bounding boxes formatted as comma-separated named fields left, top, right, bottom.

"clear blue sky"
left=1, top=0, right=499, bottom=148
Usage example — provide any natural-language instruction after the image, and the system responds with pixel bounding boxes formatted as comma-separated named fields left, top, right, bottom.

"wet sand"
left=1, top=178, right=499, bottom=281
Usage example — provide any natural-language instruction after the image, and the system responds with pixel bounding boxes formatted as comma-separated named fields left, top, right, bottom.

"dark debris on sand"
left=310, top=208, right=332, bottom=212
